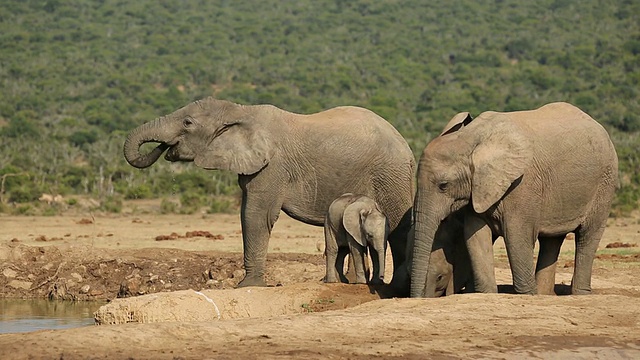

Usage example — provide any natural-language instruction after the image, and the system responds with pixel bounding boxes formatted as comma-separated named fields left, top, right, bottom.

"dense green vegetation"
left=0, top=0, right=639, bottom=215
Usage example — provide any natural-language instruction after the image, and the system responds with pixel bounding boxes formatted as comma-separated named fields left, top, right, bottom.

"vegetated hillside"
left=0, top=0, right=638, bottom=215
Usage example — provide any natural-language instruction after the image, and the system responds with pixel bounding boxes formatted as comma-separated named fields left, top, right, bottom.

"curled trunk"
left=123, top=117, right=171, bottom=168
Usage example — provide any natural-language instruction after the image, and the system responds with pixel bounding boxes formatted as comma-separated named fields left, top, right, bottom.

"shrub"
left=160, top=198, right=179, bottom=214
left=125, top=184, right=154, bottom=200
left=101, top=195, right=123, bottom=213
left=179, top=191, right=204, bottom=214
left=207, top=197, right=236, bottom=214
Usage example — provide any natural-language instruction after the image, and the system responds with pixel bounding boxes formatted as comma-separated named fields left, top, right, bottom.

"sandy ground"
left=0, top=201, right=639, bottom=359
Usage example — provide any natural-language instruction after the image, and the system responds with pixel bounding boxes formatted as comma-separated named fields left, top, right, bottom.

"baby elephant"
left=324, top=194, right=389, bottom=285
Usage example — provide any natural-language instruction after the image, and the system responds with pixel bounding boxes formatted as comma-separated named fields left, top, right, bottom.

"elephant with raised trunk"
left=324, top=194, right=389, bottom=285
left=123, top=97, right=415, bottom=288
left=411, top=102, right=618, bottom=297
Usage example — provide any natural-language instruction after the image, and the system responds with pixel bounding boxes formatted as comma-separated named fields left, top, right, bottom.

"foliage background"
left=0, top=0, right=638, bottom=214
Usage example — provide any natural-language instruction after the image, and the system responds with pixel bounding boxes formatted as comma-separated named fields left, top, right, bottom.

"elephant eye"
left=183, top=117, right=194, bottom=128
left=438, top=182, right=449, bottom=192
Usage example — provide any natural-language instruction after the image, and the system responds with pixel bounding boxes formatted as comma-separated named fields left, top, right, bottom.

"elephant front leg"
left=464, top=214, right=497, bottom=293
left=348, top=242, right=369, bottom=284
left=236, top=195, right=282, bottom=288
left=503, top=219, right=537, bottom=295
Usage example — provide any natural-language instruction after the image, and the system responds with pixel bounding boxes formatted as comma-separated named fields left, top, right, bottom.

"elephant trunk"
left=123, top=117, right=171, bottom=168
left=410, top=191, right=445, bottom=298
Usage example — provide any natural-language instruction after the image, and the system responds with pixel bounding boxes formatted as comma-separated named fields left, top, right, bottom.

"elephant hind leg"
left=572, top=224, right=605, bottom=295
left=571, top=180, right=615, bottom=295
left=536, top=235, right=564, bottom=295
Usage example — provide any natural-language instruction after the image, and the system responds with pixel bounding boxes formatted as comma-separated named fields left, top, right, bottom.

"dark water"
left=0, top=299, right=103, bottom=334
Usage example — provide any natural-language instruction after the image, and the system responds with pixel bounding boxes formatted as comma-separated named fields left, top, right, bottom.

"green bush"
left=179, top=191, right=205, bottom=214
left=160, top=198, right=179, bottom=214
left=8, top=186, right=41, bottom=203
left=12, top=204, right=34, bottom=215
left=101, top=195, right=123, bottom=213
left=207, top=197, right=236, bottom=214
left=124, top=184, right=154, bottom=200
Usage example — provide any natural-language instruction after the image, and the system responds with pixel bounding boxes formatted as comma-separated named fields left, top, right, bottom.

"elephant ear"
left=343, top=204, right=368, bottom=247
left=194, top=121, right=275, bottom=175
left=471, top=120, right=533, bottom=213
left=440, top=112, right=473, bottom=136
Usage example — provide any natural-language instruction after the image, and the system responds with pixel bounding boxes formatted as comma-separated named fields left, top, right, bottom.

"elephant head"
left=343, top=199, right=389, bottom=284
left=410, top=112, right=533, bottom=297
left=123, top=97, right=275, bottom=175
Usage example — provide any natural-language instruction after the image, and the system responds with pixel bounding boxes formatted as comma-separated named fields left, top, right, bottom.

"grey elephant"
left=411, top=102, right=618, bottom=297
left=387, top=213, right=476, bottom=297
left=123, top=97, right=415, bottom=288
left=324, top=194, right=388, bottom=285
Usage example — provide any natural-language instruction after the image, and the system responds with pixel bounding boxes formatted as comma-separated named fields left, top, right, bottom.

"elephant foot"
left=369, top=278, right=385, bottom=286
left=571, top=288, right=592, bottom=295
left=324, top=276, right=340, bottom=283
left=237, top=275, right=267, bottom=288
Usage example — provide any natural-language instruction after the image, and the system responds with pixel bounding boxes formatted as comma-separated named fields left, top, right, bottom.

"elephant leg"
left=387, top=212, right=411, bottom=287
left=348, top=242, right=368, bottom=284
left=503, top=218, right=537, bottom=295
left=336, top=246, right=350, bottom=283
left=464, top=213, right=497, bottom=293
left=535, top=235, right=564, bottom=295
left=324, top=224, right=341, bottom=283
left=369, top=246, right=385, bottom=285
left=344, top=255, right=357, bottom=283
left=236, top=190, right=282, bottom=288
left=572, top=224, right=606, bottom=295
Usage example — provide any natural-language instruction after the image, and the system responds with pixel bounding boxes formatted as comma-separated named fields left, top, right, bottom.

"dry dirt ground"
left=0, top=200, right=639, bottom=359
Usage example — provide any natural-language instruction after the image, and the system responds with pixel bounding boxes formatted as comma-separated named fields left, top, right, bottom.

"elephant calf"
left=324, top=194, right=389, bottom=285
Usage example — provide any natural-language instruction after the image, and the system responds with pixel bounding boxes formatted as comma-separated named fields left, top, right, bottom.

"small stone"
left=149, top=274, right=159, bottom=282
left=232, top=269, right=245, bottom=279
left=80, top=284, right=91, bottom=294
left=2, top=268, right=17, bottom=278
left=8, top=280, right=32, bottom=290
left=70, top=273, right=83, bottom=282
left=164, top=282, right=173, bottom=289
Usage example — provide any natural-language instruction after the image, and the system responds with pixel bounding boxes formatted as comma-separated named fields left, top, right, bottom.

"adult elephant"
left=123, top=97, right=415, bottom=288
left=411, top=102, right=618, bottom=297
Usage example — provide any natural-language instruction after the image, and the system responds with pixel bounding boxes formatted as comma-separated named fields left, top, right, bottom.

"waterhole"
left=0, top=299, right=103, bottom=334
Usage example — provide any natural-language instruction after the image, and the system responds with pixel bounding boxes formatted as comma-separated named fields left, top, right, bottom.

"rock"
left=80, top=284, right=91, bottom=294
left=89, top=289, right=103, bottom=296
left=118, top=277, right=141, bottom=298
left=232, top=269, right=245, bottom=279
left=2, top=268, right=17, bottom=278
left=8, top=279, right=32, bottom=290
left=70, top=272, right=83, bottom=282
